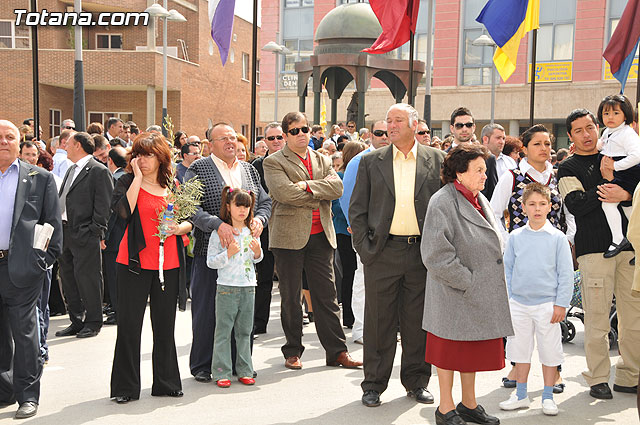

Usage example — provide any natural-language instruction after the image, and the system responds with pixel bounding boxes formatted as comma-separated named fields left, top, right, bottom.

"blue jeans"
left=212, top=285, right=255, bottom=380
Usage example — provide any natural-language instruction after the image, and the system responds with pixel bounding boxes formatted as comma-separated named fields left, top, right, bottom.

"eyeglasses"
left=213, top=136, right=237, bottom=143
left=347, top=125, right=355, bottom=129
left=63, top=126, right=75, bottom=130
left=287, top=126, right=309, bottom=136
left=266, top=135, right=284, bottom=141
left=417, top=130, right=430, bottom=135
left=372, top=130, right=388, bottom=137
left=454, top=122, right=474, bottom=129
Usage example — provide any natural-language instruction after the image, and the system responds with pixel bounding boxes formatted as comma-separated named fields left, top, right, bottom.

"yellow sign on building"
left=528, top=62, right=573, bottom=82
left=604, top=59, right=639, bottom=81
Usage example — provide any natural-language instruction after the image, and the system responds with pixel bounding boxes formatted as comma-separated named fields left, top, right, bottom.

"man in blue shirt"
left=338, top=120, right=387, bottom=344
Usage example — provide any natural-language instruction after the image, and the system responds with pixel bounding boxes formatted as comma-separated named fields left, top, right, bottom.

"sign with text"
left=280, top=73, right=298, bottom=90
left=528, top=62, right=573, bottom=83
left=604, top=58, right=638, bottom=82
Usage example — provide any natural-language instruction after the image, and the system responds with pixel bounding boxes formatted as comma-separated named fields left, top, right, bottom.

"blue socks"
left=542, top=385, right=554, bottom=401
left=516, top=382, right=528, bottom=400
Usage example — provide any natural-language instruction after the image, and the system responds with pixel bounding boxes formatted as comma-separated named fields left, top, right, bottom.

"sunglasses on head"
left=417, top=130, right=430, bottom=135
left=287, top=126, right=309, bottom=136
left=266, top=135, right=284, bottom=141
left=454, top=122, right=474, bottom=129
left=373, top=130, right=388, bottom=137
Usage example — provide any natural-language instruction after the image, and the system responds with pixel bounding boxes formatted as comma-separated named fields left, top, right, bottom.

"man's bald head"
left=0, top=120, right=21, bottom=172
left=0, top=120, right=20, bottom=138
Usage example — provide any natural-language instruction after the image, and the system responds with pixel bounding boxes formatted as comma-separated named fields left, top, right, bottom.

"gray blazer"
left=421, top=183, right=514, bottom=341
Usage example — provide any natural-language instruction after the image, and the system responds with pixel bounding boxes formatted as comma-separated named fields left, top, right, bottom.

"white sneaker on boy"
left=542, top=399, right=558, bottom=416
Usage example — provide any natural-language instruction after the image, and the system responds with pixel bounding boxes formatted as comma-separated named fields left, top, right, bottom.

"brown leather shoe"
left=327, top=351, right=363, bottom=369
left=285, top=356, right=302, bottom=369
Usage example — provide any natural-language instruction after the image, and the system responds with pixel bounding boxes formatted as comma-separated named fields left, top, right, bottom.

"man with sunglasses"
left=350, top=103, right=445, bottom=408
left=251, top=122, right=284, bottom=334
left=416, top=119, right=431, bottom=146
left=61, top=119, right=75, bottom=131
left=448, top=107, right=476, bottom=152
left=346, top=120, right=358, bottom=141
left=263, top=112, right=362, bottom=371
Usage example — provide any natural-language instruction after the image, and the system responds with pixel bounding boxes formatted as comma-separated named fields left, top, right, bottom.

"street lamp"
left=145, top=3, right=186, bottom=137
left=472, top=34, right=498, bottom=124
left=262, top=41, right=291, bottom=122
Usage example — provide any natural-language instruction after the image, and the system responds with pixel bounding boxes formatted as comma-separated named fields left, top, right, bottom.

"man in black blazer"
left=349, top=104, right=445, bottom=408
left=56, top=132, right=113, bottom=338
left=0, top=120, right=62, bottom=419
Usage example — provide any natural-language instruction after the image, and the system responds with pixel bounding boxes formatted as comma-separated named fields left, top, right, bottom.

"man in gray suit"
left=350, top=103, right=446, bottom=407
left=0, top=120, right=62, bottom=419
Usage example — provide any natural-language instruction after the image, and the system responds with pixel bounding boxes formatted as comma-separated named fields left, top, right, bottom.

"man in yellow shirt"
left=350, top=103, right=446, bottom=408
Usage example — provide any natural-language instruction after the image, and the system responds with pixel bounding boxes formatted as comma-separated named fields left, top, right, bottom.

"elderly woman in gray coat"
left=421, top=144, right=514, bottom=425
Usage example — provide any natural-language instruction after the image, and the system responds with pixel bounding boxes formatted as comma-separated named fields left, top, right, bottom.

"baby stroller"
left=561, top=271, right=618, bottom=349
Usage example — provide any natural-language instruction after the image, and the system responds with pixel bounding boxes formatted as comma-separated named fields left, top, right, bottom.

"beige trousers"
left=578, top=252, right=640, bottom=387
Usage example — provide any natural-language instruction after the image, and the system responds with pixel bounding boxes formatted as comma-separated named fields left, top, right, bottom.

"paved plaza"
left=2, top=286, right=637, bottom=424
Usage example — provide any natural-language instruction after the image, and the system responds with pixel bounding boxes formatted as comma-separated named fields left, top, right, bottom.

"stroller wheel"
left=608, top=328, right=618, bottom=350
left=565, top=321, right=576, bottom=342
left=560, top=321, right=569, bottom=343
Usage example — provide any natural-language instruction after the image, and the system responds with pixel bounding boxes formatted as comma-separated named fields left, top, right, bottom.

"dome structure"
left=314, top=3, right=383, bottom=55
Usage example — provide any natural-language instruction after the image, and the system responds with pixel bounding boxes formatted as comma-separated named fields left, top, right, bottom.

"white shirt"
left=496, top=153, right=517, bottom=180
left=61, top=154, right=92, bottom=221
left=211, top=154, right=242, bottom=188
left=599, top=123, right=640, bottom=171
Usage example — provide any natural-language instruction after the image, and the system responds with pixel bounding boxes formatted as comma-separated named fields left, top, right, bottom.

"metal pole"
left=490, top=47, right=496, bottom=124
left=529, top=29, right=537, bottom=127
left=161, top=0, right=168, bottom=137
left=30, top=0, right=40, bottom=139
left=408, top=30, right=415, bottom=106
left=72, top=0, right=85, bottom=132
left=273, top=52, right=279, bottom=122
left=250, top=0, right=258, bottom=148
left=423, top=0, right=433, bottom=128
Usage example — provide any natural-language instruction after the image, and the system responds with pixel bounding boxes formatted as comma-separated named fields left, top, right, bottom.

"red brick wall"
left=259, top=0, right=280, bottom=92
left=433, top=0, right=460, bottom=87
left=573, top=0, right=606, bottom=82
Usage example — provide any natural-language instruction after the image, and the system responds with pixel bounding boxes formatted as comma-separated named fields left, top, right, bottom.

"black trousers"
left=110, top=265, right=181, bottom=398
left=0, top=258, right=42, bottom=405
left=336, top=233, right=357, bottom=327
left=103, top=250, right=118, bottom=315
left=254, top=229, right=274, bottom=332
left=58, top=225, right=104, bottom=331
left=47, top=262, right=66, bottom=315
left=272, top=233, right=347, bottom=362
left=361, top=239, right=431, bottom=394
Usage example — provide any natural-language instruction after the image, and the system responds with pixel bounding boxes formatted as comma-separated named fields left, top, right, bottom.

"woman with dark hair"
left=332, top=141, right=366, bottom=329
left=503, top=136, right=523, bottom=163
left=421, top=144, right=513, bottom=425
left=110, top=132, right=192, bottom=404
left=174, top=131, right=188, bottom=149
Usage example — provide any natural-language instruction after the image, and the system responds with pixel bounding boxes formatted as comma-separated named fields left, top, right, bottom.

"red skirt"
left=426, top=332, right=505, bottom=373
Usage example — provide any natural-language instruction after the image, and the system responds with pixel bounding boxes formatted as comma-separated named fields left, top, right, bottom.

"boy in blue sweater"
left=499, top=182, right=574, bottom=416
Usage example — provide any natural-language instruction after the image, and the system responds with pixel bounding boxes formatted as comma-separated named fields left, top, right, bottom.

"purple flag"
left=208, top=0, right=236, bottom=66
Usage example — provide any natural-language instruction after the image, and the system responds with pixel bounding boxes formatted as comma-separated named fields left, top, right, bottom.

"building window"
left=282, top=0, right=314, bottom=79
left=608, top=0, right=638, bottom=57
left=242, top=52, right=250, bottom=81
left=96, top=34, right=122, bottom=50
left=0, top=20, right=30, bottom=49
left=534, top=0, right=575, bottom=62
left=461, top=0, right=494, bottom=86
left=340, top=0, right=368, bottom=3
left=49, top=109, right=61, bottom=138
left=286, top=0, right=313, bottom=7
left=283, top=39, right=314, bottom=72
left=241, top=124, right=249, bottom=137
left=88, top=112, right=133, bottom=128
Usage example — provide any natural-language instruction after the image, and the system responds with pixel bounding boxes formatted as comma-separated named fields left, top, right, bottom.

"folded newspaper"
left=33, top=223, right=54, bottom=251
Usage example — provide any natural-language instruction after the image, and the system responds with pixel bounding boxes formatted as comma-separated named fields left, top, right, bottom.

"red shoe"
left=238, top=377, right=255, bottom=385
left=216, top=379, right=231, bottom=388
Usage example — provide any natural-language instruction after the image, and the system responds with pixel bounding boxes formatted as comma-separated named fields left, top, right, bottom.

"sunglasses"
left=287, top=126, right=309, bottom=136
left=372, top=130, right=388, bottom=137
left=454, top=122, right=474, bottom=129
left=63, top=126, right=75, bottom=130
left=266, top=135, right=284, bottom=141
left=417, top=130, right=430, bottom=135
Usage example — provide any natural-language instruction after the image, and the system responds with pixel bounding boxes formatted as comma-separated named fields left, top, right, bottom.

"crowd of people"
left=0, top=95, right=639, bottom=423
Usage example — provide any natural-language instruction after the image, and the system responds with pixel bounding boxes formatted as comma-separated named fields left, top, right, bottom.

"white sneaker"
left=542, top=399, right=558, bottom=416
left=499, top=394, right=531, bottom=411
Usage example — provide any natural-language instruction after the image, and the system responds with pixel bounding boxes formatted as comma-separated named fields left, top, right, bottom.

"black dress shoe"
left=435, top=408, right=467, bottom=425
left=115, top=396, right=132, bottom=404
left=613, top=384, right=638, bottom=394
left=590, top=383, right=613, bottom=399
left=456, top=402, right=499, bottom=424
left=254, top=327, right=267, bottom=335
left=104, top=315, right=117, bottom=325
left=194, top=371, right=212, bottom=382
left=76, top=328, right=99, bottom=338
left=604, top=238, right=631, bottom=258
left=14, top=401, right=38, bottom=419
left=55, top=325, right=81, bottom=337
left=168, top=390, right=183, bottom=397
left=362, top=390, right=381, bottom=407
left=501, top=377, right=516, bottom=388
left=553, top=383, right=565, bottom=394
left=407, top=387, right=434, bottom=404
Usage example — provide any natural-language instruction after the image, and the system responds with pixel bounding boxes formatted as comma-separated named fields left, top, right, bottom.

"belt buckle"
left=407, top=236, right=417, bottom=245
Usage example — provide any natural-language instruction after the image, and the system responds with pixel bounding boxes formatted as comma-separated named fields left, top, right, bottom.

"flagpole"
left=30, top=0, right=40, bottom=139
left=423, top=0, right=433, bottom=127
left=250, top=0, right=258, bottom=150
left=407, top=0, right=415, bottom=106
left=529, top=28, right=537, bottom=127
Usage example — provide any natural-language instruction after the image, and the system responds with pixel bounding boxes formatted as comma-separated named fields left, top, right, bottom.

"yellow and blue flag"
left=476, top=0, right=540, bottom=82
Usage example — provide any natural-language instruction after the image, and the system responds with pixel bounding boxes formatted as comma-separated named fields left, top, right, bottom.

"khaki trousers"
left=578, top=252, right=640, bottom=387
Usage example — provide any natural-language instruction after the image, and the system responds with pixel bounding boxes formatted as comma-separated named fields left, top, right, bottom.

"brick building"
left=259, top=0, right=638, bottom=149
left=0, top=0, right=260, bottom=140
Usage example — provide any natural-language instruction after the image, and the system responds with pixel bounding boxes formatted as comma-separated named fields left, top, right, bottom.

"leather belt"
left=388, top=234, right=421, bottom=244
left=0, top=250, right=8, bottom=259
